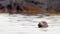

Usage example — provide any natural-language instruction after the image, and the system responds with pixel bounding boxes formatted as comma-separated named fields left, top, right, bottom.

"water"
left=0, top=13, right=60, bottom=34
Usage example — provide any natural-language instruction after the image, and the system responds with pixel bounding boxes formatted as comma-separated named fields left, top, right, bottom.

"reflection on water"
left=8, top=14, right=60, bottom=31
left=0, top=14, right=60, bottom=34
